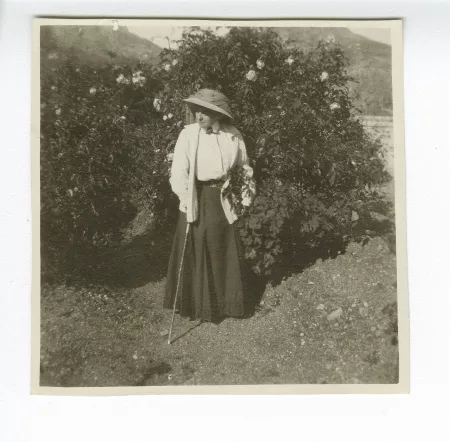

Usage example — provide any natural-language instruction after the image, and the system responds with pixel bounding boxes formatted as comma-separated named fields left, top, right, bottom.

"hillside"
left=40, top=25, right=392, bottom=116
left=272, top=27, right=392, bottom=116
left=40, top=25, right=163, bottom=67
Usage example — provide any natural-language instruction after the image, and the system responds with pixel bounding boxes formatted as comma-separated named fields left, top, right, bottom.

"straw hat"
left=183, top=89, right=233, bottom=120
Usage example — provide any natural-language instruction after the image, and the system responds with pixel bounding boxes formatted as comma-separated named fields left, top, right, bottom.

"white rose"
left=153, top=98, right=161, bottom=111
left=172, top=59, right=178, bottom=66
left=166, top=153, right=174, bottom=162
left=256, top=59, right=265, bottom=69
left=246, top=70, right=257, bottom=81
left=285, top=56, right=294, bottom=65
left=89, top=87, right=97, bottom=95
left=320, top=71, right=329, bottom=81
left=168, top=113, right=173, bottom=119
left=117, top=74, right=130, bottom=84
left=164, top=63, right=171, bottom=71
left=132, top=71, right=146, bottom=86
left=55, top=108, right=61, bottom=115
left=163, top=115, right=168, bottom=121
left=243, top=164, right=254, bottom=178
left=330, top=102, right=341, bottom=111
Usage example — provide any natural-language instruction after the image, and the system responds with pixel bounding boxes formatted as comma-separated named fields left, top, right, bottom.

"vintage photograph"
left=33, top=19, right=407, bottom=392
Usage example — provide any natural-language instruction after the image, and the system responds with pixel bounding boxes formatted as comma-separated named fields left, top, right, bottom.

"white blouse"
left=169, top=122, right=256, bottom=224
left=195, top=122, right=226, bottom=181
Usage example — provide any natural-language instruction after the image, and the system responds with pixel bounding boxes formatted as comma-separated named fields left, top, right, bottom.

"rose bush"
left=153, top=27, right=391, bottom=276
left=40, top=54, right=169, bottom=277
left=41, top=27, right=391, bottom=280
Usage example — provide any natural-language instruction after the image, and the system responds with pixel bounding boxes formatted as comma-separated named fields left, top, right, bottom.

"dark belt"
left=196, top=178, right=225, bottom=188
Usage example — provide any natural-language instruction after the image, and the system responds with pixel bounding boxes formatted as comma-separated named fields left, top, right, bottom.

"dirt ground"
left=40, top=236, right=398, bottom=387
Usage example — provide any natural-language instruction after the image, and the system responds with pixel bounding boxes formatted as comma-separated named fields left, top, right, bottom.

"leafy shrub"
left=153, top=27, right=391, bottom=275
left=40, top=26, right=391, bottom=280
left=40, top=49, right=165, bottom=276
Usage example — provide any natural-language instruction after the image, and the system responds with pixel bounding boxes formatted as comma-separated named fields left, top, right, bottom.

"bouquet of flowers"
left=222, top=164, right=256, bottom=217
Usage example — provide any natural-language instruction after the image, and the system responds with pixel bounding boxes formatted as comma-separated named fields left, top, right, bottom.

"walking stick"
left=168, top=222, right=190, bottom=345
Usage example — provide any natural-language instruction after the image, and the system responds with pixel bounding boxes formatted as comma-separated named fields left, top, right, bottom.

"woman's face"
left=191, top=105, right=222, bottom=128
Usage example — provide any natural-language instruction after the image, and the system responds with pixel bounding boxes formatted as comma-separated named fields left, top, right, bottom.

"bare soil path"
left=40, top=237, right=398, bottom=387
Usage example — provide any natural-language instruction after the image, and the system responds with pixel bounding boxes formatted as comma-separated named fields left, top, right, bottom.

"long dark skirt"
left=164, top=183, right=246, bottom=322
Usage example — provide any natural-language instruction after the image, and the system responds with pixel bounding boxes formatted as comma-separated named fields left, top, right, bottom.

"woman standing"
left=163, top=89, right=255, bottom=323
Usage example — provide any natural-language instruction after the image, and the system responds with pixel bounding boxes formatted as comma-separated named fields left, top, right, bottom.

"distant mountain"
left=40, top=25, right=163, bottom=67
left=271, top=27, right=392, bottom=116
left=40, top=25, right=392, bottom=116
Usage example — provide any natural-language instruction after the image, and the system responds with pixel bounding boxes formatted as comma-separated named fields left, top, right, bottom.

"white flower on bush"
left=116, top=74, right=130, bottom=85
left=172, top=59, right=178, bottom=66
left=246, top=70, right=257, bottom=81
left=166, top=152, right=174, bottom=162
left=119, top=116, right=126, bottom=121
left=280, top=110, right=286, bottom=116
left=330, top=102, right=341, bottom=111
left=243, top=164, right=254, bottom=178
left=51, top=86, right=57, bottom=91
left=164, top=63, right=171, bottom=71
left=163, top=115, right=168, bottom=121
left=153, top=98, right=161, bottom=111
left=167, top=113, right=173, bottom=119
left=285, top=56, right=294, bottom=65
left=89, top=87, right=97, bottom=95
left=132, top=71, right=146, bottom=86
left=320, top=71, right=329, bottom=81
left=55, top=108, right=61, bottom=115
left=256, top=59, right=265, bottom=69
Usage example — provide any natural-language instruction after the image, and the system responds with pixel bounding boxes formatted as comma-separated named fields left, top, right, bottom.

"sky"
left=128, top=25, right=391, bottom=49
left=351, top=28, right=391, bottom=45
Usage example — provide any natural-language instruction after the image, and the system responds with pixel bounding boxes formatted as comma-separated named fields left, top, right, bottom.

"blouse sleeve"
left=235, top=133, right=256, bottom=207
left=169, top=129, right=189, bottom=211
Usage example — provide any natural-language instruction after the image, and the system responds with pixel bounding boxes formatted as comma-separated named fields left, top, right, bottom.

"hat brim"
left=183, top=97, right=233, bottom=120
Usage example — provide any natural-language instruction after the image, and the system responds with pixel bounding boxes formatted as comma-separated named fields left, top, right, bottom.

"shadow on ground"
left=48, top=180, right=395, bottom=320
left=63, top=227, right=174, bottom=289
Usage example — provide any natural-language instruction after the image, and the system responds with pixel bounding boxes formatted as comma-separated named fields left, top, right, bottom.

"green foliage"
left=40, top=26, right=391, bottom=280
left=40, top=53, right=165, bottom=275
left=154, top=27, right=390, bottom=275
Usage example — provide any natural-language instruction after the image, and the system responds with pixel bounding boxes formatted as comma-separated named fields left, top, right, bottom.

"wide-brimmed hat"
left=183, top=89, right=233, bottom=120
